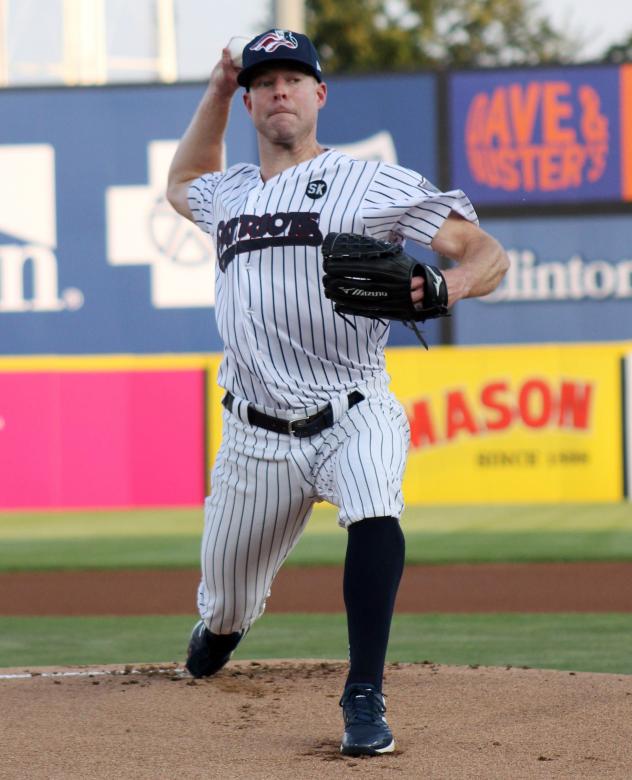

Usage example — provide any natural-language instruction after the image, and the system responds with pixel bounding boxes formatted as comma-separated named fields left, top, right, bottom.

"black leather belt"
left=222, top=390, right=364, bottom=438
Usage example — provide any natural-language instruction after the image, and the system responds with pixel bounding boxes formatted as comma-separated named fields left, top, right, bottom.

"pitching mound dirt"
left=2, top=660, right=632, bottom=779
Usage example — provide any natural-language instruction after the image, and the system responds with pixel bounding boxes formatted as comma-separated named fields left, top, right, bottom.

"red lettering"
left=495, top=149, right=521, bottom=190
left=542, top=82, right=576, bottom=144
left=509, top=82, right=540, bottom=145
left=558, top=382, right=593, bottom=429
left=579, top=86, right=608, bottom=143
left=519, top=380, right=553, bottom=428
left=407, top=377, right=593, bottom=451
left=484, top=88, right=512, bottom=147
left=519, top=146, right=539, bottom=191
left=466, top=80, right=610, bottom=193
left=469, top=145, right=598, bottom=192
left=587, top=143, right=608, bottom=182
left=539, top=147, right=564, bottom=191
left=481, top=382, right=513, bottom=431
left=468, top=148, right=487, bottom=183
left=561, top=145, right=585, bottom=187
left=409, top=400, right=437, bottom=448
left=465, top=94, right=488, bottom=147
left=445, top=391, right=479, bottom=440
left=482, top=150, right=501, bottom=187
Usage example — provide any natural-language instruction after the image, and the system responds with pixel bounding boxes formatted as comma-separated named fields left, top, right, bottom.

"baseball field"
left=3, top=502, right=632, bottom=778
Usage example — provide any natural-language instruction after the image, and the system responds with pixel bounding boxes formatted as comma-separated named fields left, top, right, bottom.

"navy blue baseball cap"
left=237, top=29, right=323, bottom=88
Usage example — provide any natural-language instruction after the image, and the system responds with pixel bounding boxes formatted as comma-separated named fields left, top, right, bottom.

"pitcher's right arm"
left=166, top=48, right=240, bottom=221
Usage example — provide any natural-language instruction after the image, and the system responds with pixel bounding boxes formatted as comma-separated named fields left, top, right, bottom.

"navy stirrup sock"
left=343, top=516, right=405, bottom=691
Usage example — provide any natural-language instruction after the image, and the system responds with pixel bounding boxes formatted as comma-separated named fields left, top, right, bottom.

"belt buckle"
left=288, top=414, right=312, bottom=437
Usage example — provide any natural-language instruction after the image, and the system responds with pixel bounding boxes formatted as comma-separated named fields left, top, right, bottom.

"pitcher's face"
left=243, top=67, right=327, bottom=146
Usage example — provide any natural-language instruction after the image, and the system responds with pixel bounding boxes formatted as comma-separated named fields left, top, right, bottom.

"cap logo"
left=250, top=29, right=298, bottom=53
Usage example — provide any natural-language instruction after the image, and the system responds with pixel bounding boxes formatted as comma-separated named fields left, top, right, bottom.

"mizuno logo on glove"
left=321, top=232, right=449, bottom=350
left=340, top=287, right=388, bottom=297
left=426, top=267, right=444, bottom=296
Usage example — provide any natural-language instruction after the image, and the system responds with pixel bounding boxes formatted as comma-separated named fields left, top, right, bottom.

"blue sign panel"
left=0, top=74, right=437, bottom=354
left=323, top=73, right=443, bottom=349
left=454, top=214, right=632, bottom=344
left=450, top=66, right=623, bottom=205
left=321, top=73, right=437, bottom=179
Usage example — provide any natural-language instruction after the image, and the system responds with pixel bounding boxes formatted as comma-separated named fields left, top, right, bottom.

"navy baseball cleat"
left=339, top=683, right=395, bottom=756
left=185, top=620, right=243, bottom=678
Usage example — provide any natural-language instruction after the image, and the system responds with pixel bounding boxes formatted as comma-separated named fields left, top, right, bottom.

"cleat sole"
left=340, top=739, right=395, bottom=756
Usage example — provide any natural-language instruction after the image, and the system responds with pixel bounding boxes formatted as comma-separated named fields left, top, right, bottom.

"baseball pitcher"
left=167, top=28, right=509, bottom=757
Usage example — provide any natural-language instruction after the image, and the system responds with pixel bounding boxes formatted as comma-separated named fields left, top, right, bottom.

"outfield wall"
left=3, top=65, right=632, bottom=508
left=2, top=64, right=632, bottom=355
left=1, top=342, right=630, bottom=510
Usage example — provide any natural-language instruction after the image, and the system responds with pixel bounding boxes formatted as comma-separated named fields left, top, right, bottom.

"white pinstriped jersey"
left=188, top=149, right=478, bottom=412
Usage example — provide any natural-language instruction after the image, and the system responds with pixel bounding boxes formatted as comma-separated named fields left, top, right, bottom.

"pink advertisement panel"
left=0, top=370, right=205, bottom=508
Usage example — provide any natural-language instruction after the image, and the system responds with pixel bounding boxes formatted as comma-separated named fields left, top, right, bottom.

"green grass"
left=0, top=508, right=204, bottom=539
left=288, top=530, right=632, bottom=565
left=3, top=502, right=632, bottom=538
left=1, top=504, right=632, bottom=571
left=1, top=613, right=631, bottom=675
left=0, top=536, right=201, bottom=571
left=5, top=530, right=632, bottom=571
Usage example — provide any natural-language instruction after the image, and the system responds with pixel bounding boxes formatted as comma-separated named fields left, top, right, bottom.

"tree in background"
left=306, top=0, right=578, bottom=73
left=602, top=33, right=632, bottom=64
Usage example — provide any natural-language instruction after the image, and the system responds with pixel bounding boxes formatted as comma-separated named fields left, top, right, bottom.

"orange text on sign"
left=464, top=81, right=609, bottom=192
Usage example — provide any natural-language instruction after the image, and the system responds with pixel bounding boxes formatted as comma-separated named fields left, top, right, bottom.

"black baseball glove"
left=321, top=232, right=449, bottom=349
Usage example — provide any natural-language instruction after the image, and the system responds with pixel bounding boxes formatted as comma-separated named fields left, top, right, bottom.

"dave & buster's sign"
left=449, top=65, right=632, bottom=205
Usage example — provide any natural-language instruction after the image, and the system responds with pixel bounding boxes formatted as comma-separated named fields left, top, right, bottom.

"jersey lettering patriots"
left=216, top=211, right=323, bottom=271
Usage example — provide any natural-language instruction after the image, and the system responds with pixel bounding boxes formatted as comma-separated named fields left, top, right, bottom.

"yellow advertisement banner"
left=387, top=342, right=628, bottom=504
left=204, top=342, right=628, bottom=504
left=206, top=353, right=224, bottom=484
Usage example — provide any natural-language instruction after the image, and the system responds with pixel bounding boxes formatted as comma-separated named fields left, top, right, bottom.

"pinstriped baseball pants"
left=197, top=391, right=410, bottom=634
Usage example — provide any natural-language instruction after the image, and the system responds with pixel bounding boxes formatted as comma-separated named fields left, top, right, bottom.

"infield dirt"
left=3, top=561, right=632, bottom=615
left=3, top=563, right=632, bottom=778
left=2, top=660, right=632, bottom=779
